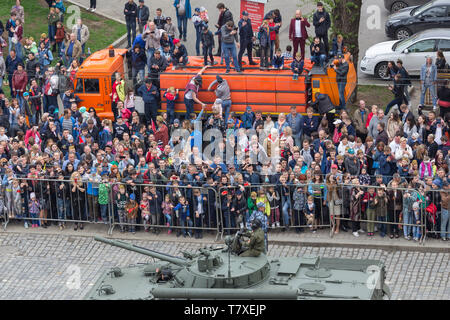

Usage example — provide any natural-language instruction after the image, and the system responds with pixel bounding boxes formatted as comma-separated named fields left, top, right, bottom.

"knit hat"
left=173, top=38, right=180, bottom=44
left=79, top=106, right=86, bottom=113
left=130, top=193, right=136, bottom=201
left=214, top=98, right=223, bottom=105
left=432, top=179, right=442, bottom=189
left=23, top=92, right=29, bottom=97
left=30, top=192, right=36, bottom=199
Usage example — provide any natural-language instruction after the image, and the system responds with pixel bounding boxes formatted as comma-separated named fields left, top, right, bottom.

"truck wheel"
left=390, top=1, right=408, bottom=13
left=375, top=62, right=389, bottom=80
left=395, top=27, right=412, bottom=40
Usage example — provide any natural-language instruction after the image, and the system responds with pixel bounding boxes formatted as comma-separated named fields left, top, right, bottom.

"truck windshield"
left=74, top=78, right=100, bottom=94
left=84, top=79, right=100, bottom=93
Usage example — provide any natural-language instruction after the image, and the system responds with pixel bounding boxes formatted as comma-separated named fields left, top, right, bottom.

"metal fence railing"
left=217, top=183, right=333, bottom=239
left=107, top=183, right=221, bottom=239
left=2, top=177, right=448, bottom=245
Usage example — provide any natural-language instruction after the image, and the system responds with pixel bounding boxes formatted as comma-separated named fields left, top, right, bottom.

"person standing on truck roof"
left=138, top=78, right=159, bottom=125
left=136, top=0, right=149, bottom=35
left=332, top=54, right=349, bottom=110
left=289, top=10, right=309, bottom=61
left=238, top=10, right=257, bottom=70
left=208, top=75, right=232, bottom=124
left=313, top=2, right=331, bottom=56
left=221, top=21, right=241, bottom=74
left=201, top=25, right=215, bottom=67
left=184, top=66, right=208, bottom=120
left=215, top=3, right=233, bottom=58
left=142, top=21, right=162, bottom=74
left=124, top=0, right=138, bottom=48
left=173, top=0, right=191, bottom=42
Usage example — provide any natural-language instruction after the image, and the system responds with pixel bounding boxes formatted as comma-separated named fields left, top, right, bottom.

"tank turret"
left=86, top=235, right=391, bottom=300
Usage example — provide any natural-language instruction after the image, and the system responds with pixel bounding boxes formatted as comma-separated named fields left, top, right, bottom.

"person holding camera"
left=310, top=37, right=327, bottom=68
left=142, top=21, right=162, bottom=73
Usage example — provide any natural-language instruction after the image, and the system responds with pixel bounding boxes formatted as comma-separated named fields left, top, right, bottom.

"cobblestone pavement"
left=0, top=232, right=448, bottom=300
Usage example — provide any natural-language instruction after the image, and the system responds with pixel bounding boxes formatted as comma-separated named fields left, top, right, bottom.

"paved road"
left=0, top=230, right=448, bottom=300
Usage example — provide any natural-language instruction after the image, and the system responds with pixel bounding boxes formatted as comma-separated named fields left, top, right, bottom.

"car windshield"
left=410, top=1, right=435, bottom=16
left=392, top=33, right=420, bottom=51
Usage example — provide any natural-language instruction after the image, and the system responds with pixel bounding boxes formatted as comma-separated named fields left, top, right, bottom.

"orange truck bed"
left=159, top=56, right=314, bottom=115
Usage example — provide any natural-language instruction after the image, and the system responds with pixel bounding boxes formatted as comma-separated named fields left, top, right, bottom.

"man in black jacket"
left=137, top=0, right=150, bottom=34
left=238, top=11, right=256, bottom=69
left=332, top=54, right=348, bottom=110
left=313, top=2, right=331, bottom=55
left=148, top=50, right=167, bottom=88
left=124, top=0, right=138, bottom=48
left=201, top=25, right=215, bottom=66
left=25, top=52, right=38, bottom=82
left=310, top=37, right=326, bottom=67
left=215, top=3, right=233, bottom=56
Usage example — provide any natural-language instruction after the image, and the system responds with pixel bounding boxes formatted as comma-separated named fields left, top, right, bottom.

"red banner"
left=240, top=0, right=266, bottom=31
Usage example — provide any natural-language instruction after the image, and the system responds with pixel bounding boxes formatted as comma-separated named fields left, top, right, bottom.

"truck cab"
left=73, top=47, right=129, bottom=120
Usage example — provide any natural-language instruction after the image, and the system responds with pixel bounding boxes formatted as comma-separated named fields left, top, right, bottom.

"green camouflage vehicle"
left=85, top=235, right=391, bottom=300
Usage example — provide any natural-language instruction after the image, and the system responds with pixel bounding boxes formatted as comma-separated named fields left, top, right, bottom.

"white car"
left=360, top=28, right=450, bottom=79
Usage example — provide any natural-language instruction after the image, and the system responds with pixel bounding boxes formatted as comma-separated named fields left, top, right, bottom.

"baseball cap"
left=242, top=11, right=249, bottom=16
left=331, top=164, right=338, bottom=169
left=348, top=148, right=355, bottom=155
left=257, top=202, right=266, bottom=208
left=130, top=193, right=136, bottom=201
left=214, top=98, right=223, bottom=105
left=174, top=119, right=180, bottom=124
left=173, top=38, right=180, bottom=44
left=23, top=92, right=29, bottom=97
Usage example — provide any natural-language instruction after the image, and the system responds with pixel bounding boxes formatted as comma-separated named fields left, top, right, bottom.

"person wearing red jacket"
left=12, top=63, right=27, bottom=108
left=288, top=10, right=310, bottom=61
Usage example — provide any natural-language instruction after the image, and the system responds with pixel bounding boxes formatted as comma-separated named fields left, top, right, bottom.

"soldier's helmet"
left=251, top=218, right=262, bottom=230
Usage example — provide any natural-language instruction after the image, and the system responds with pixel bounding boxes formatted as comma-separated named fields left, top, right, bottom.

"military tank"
left=85, top=235, right=391, bottom=300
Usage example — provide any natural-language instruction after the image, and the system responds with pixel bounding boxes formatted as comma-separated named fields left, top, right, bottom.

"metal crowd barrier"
left=2, top=177, right=448, bottom=246
left=217, top=183, right=333, bottom=239
left=107, top=183, right=221, bottom=240
left=332, top=184, right=449, bottom=245
left=1, top=177, right=112, bottom=231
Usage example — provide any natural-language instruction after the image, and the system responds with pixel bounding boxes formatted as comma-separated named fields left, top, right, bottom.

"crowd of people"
left=0, top=1, right=449, bottom=243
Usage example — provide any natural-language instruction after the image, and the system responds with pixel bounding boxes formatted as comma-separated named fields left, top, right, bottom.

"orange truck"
left=73, top=47, right=357, bottom=119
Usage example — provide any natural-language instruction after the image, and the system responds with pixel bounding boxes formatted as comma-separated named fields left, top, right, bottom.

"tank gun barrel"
left=94, top=236, right=187, bottom=266
left=151, top=288, right=299, bottom=300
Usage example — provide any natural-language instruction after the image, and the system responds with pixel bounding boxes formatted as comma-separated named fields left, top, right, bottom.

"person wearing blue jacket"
left=286, top=106, right=303, bottom=146
left=302, top=107, right=319, bottom=139
left=173, top=0, right=192, bottom=42
left=173, top=196, right=193, bottom=237
left=241, top=106, right=255, bottom=129
left=137, top=78, right=159, bottom=124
